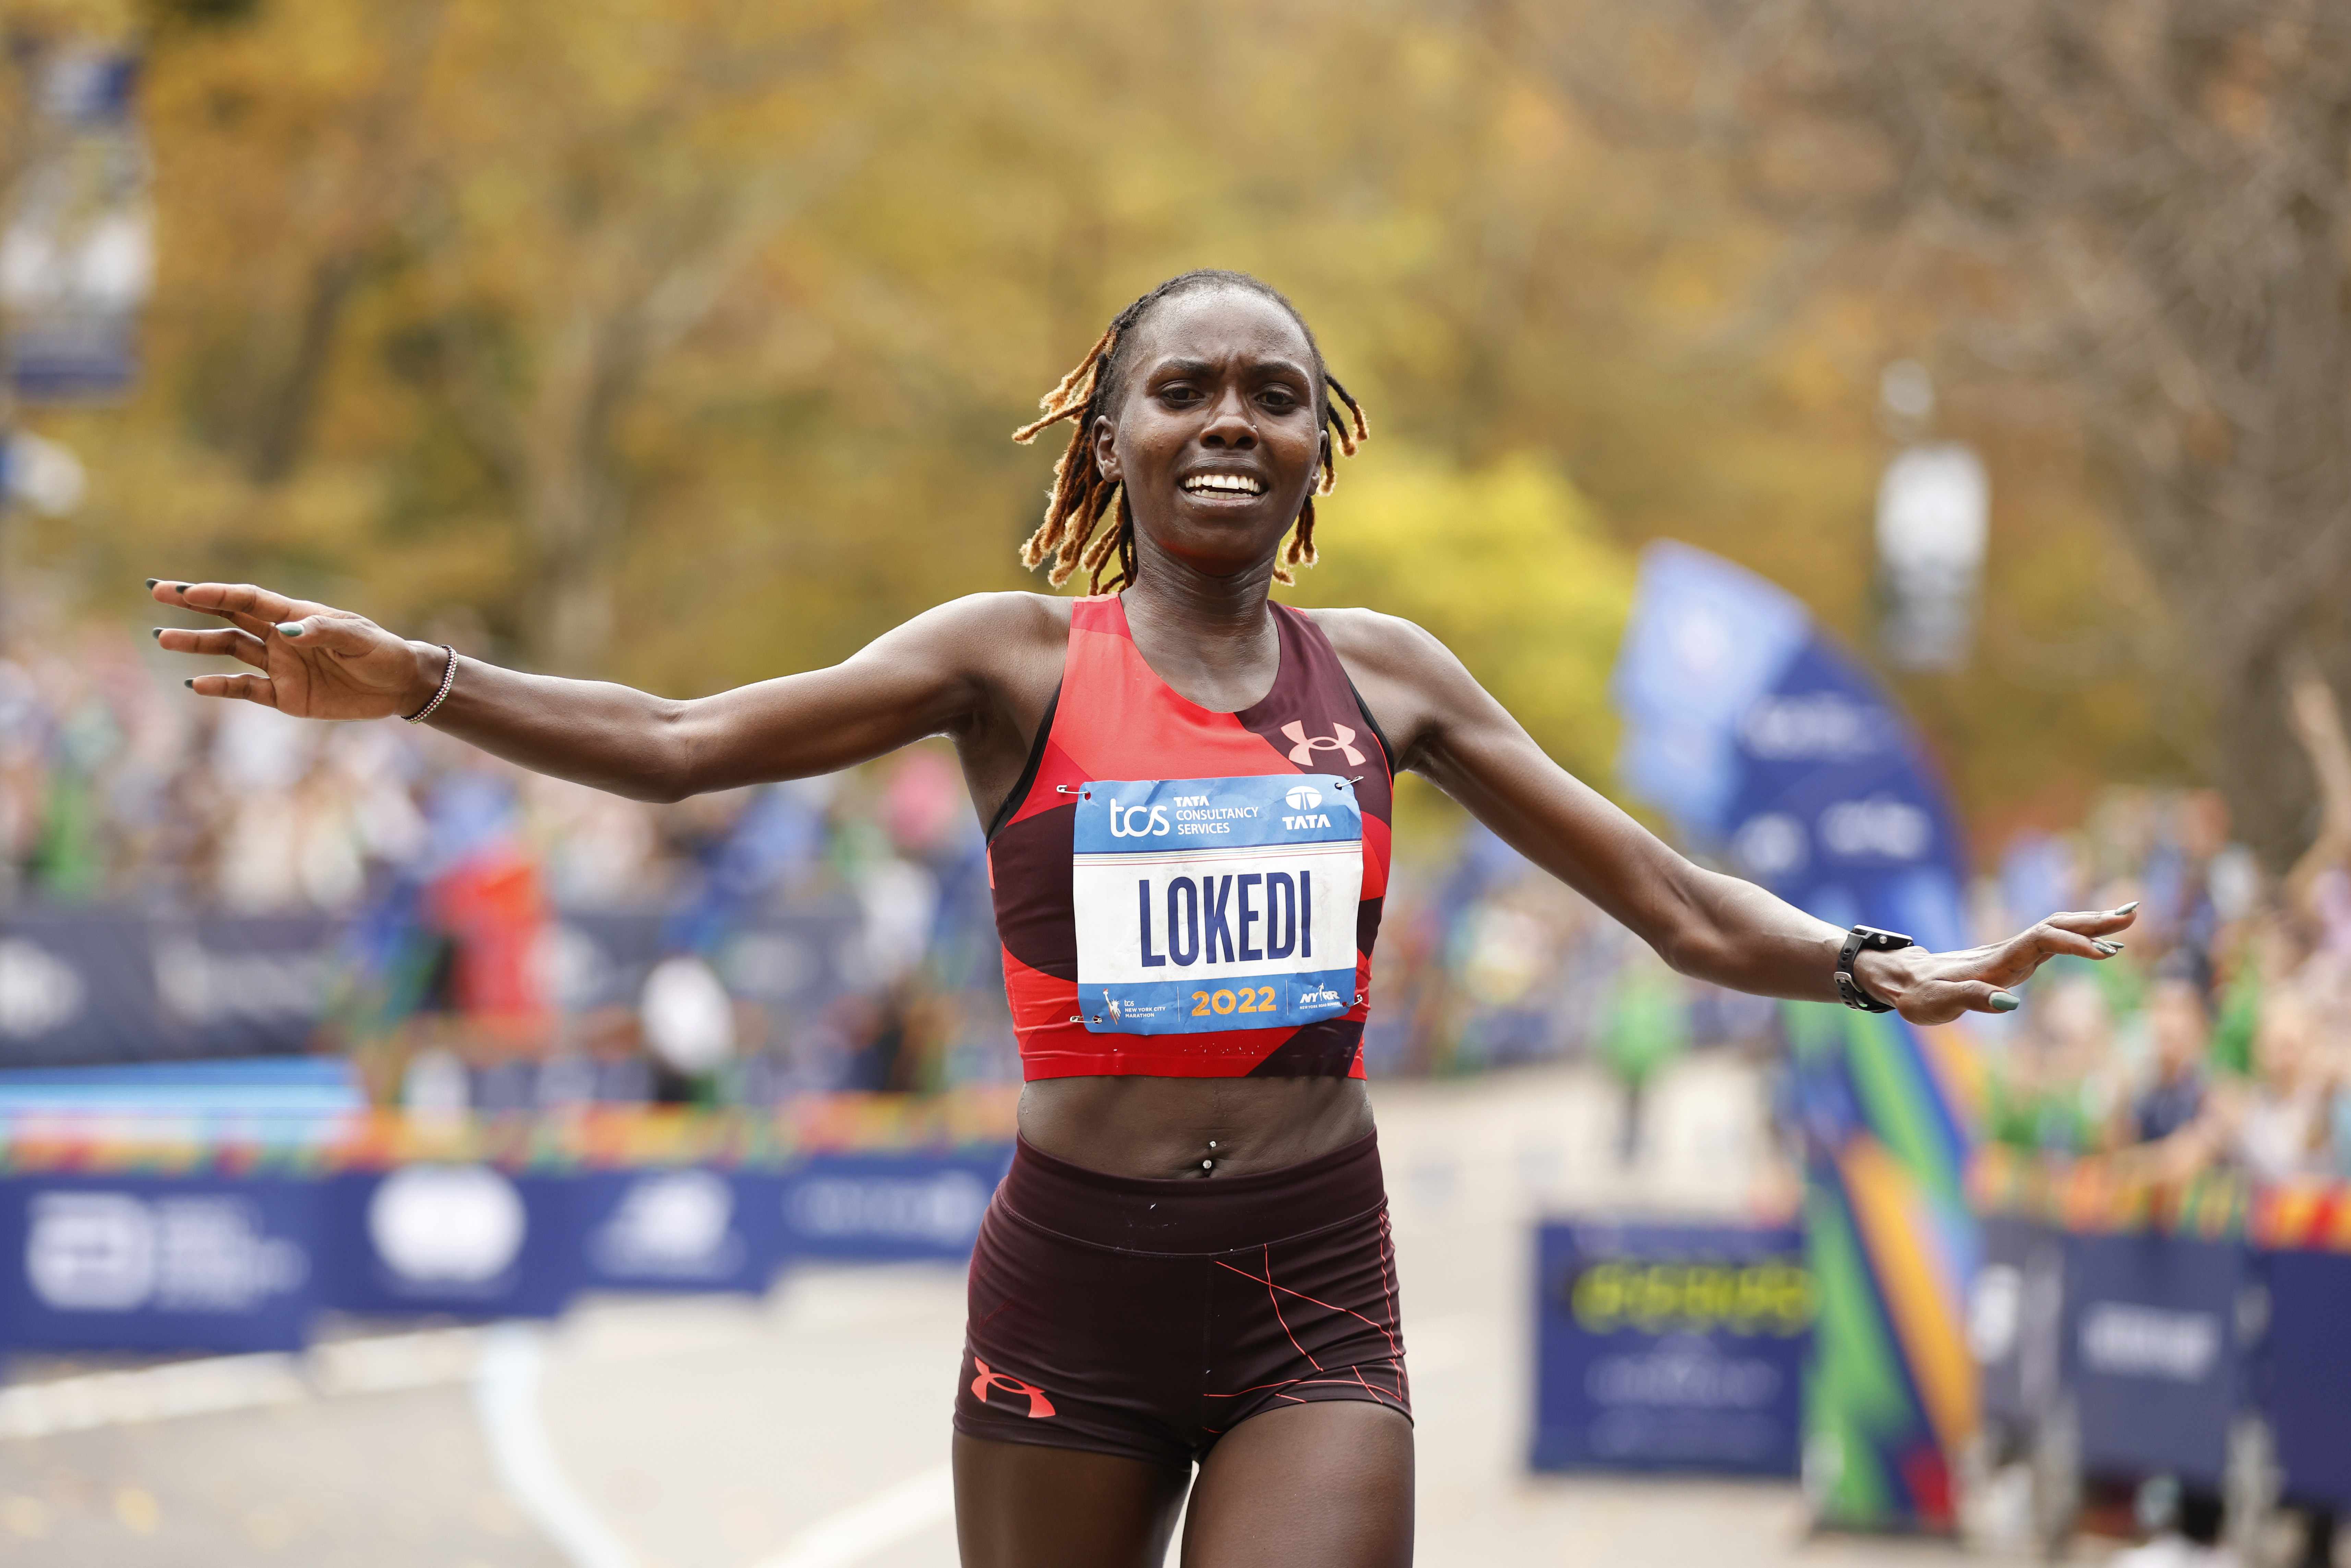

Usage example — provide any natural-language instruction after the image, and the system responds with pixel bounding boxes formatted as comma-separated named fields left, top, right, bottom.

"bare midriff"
left=1017, top=1074, right=1376, bottom=1181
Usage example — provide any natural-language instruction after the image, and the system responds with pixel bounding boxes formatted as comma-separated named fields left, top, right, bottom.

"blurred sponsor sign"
left=577, top=1168, right=777, bottom=1293
left=0, top=912, right=336, bottom=1068
left=778, top=1150, right=1009, bottom=1263
left=1532, top=1220, right=1810, bottom=1476
left=1, top=45, right=151, bottom=401
left=0, top=905, right=874, bottom=1071
left=0, top=1173, right=318, bottom=1352
left=2066, top=1232, right=2250, bottom=1485
left=320, top=1166, right=583, bottom=1319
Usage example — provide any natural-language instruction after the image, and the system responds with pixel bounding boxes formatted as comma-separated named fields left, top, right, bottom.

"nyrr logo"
left=1281, top=721, right=1365, bottom=768
left=1298, top=986, right=1345, bottom=1009
left=970, top=1358, right=1056, bottom=1418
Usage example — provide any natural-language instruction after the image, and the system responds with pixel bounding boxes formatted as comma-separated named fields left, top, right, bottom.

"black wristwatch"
left=1835, top=925, right=1914, bottom=1013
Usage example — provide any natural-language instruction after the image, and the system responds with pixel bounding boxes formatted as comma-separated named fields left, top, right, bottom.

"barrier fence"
left=1966, top=1148, right=2351, bottom=1547
left=0, top=1091, right=1018, bottom=1361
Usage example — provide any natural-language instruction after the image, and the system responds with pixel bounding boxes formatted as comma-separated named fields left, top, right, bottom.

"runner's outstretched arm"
left=1317, top=607, right=2134, bottom=1027
left=146, top=579, right=1053, bottom=803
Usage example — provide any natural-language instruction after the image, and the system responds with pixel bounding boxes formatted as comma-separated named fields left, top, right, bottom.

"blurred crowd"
left=13, top=626, right=2351, bottom=1184
left=0, top=626, right=1013, bottom=1103
left=1977, top=786, right=2351, bottom=1185
left=0, top=625, right=1781, bottom=1120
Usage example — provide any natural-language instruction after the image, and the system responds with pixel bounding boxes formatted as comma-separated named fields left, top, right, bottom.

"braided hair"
left=1013, top=270, right=1369, bottom=595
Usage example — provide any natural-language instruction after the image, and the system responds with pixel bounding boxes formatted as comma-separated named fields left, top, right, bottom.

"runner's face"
left=1092, top=290, right=1327, bottom=578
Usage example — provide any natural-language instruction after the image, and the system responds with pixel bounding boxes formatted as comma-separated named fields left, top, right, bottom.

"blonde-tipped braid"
left=1013, top=272, right=1369, bottom=595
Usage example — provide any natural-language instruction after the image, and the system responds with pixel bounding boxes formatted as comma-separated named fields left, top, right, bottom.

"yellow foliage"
left=0, top=0, right=2196, bottom=842
left=1280, top=450, right=1633, bottom=789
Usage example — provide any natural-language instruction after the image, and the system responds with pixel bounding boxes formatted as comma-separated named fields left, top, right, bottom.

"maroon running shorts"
left=952, top=1131, right=1411, bottom=1467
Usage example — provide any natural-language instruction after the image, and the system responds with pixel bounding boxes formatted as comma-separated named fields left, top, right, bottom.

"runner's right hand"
left=149, top=579, right=443, bottom=722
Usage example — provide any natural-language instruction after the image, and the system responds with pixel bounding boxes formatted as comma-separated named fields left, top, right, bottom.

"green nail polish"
left=276, top=622, right=304, bottom=637
left=2094, top=940, right=2120, bottom=955
left=2115, top=901, right=2139, bottom=915
left=149, top=627, right=161, bottom=640
left=182, top=679, right=194, bottom=690
left=1990, top=992, right=2020, bottom=1012
left=144, top=578, right=158, bottom=589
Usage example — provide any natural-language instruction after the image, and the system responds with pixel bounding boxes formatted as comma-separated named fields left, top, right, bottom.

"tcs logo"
left=1105, top=799, right=1172, bottom=838
left=1281, top=722, right=1365, bottom=768
left=970, top=1358, right=1056, bottom=1419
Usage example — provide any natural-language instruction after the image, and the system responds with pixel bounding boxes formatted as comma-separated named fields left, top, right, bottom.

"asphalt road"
left=0, top=1057, right=1998, bottom=1568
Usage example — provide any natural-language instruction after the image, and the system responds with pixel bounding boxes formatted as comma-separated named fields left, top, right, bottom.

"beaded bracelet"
left=403, top=644, right=458, bottom=724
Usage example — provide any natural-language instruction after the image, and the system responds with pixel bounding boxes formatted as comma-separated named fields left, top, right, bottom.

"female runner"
left=154, top=268, right=2132, bottom=1567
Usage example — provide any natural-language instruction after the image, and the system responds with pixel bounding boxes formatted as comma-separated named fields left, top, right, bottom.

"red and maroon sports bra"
left=987, top=595, right=1395, bottom=1080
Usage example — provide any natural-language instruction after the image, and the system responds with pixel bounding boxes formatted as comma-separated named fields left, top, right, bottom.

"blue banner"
left=1611, top=541, right=1977, bottom=1528
left=2263, top=1247, right=2351, bottom=1506
left=777, top=1150, right=1010, bottom=1264
left=319, top=1167, right=584, bottom=1319
left=0, top=1173, right=319, bottom=1353
left=2066, top=1232, right=2248, bottom=1485
left=0, top=911, right=338, bottom=1068
left=575, top=1168, right=779, bottom=1294
left=1531, top=1220, right=1810, bottom=1476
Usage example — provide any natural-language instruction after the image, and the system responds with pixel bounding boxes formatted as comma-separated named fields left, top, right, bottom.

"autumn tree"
left=1520, top=0, right=2351, bottom=866
left=16, top=0, right=2214, bottom=851
left=399, top=3, right=864, bottom=674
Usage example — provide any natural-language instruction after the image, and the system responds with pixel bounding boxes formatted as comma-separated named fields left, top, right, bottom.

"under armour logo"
left=1282, top=721, right=1365, bottom=768
left=971, top=1358, right=1056, bottom=1419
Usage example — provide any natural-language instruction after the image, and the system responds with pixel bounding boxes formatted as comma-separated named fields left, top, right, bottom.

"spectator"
left=2228, top=984, right=2332, bottom=1182
left=2127, top=960, right=2213, bottom=1147
left=1985, top=973, right=2114, bottom=1158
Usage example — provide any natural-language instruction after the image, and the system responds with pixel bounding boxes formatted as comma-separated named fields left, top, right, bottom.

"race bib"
left=1072, top=775, right=1363, bottom=1035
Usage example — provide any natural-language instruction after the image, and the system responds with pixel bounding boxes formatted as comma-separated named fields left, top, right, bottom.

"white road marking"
left=751, top=1462, right=956, bottom=1568
left=473, top=1322, right=644, bottom=1568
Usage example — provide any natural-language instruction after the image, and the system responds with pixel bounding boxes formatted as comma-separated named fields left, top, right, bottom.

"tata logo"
left=1281, top=721, right=1365, bottom=768
left=1105, top=799, right=1172, bottom=837
left=1281, top=784, right=1331, bottom=828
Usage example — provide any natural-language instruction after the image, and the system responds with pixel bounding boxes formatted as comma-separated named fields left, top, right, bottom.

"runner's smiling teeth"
left=1181, top=473, right=1266, bottom=497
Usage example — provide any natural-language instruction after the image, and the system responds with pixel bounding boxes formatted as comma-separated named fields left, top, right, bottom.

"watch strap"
left=1835, top=925, right=1914, bottom=1013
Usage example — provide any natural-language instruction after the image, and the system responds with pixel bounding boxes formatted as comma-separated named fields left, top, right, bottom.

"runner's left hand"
left=1849, top=904, right=2138, bottom=1025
